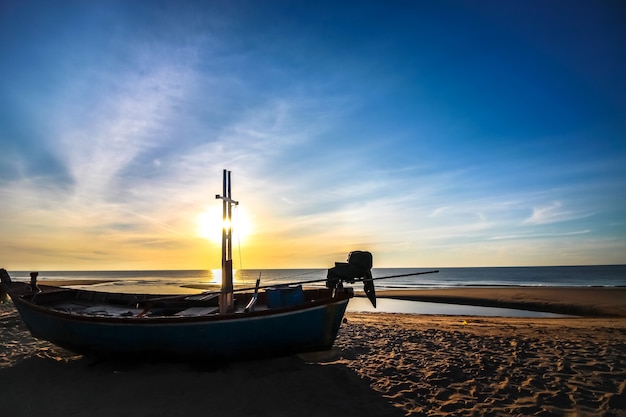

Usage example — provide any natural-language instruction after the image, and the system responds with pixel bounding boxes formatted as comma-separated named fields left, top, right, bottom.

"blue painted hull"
left=12, top=295, right=350, bottom=359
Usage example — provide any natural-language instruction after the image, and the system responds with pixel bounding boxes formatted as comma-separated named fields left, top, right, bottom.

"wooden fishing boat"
left=0, top=273, right=357, bottom=359
left=0, top=170, right=379, bottom=360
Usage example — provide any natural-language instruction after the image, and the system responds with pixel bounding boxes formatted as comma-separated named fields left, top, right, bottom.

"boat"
left=0, top=170, right=380, bottom=360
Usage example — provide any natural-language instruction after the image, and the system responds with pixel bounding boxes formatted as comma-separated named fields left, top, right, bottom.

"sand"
left=1, top=288, right=626, bottom=416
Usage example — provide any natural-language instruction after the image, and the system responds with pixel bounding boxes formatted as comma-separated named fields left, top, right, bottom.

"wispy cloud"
left=429, top=206, right=450, bottom=218
left=523, top=201, right=593, bottom=225
left=488, top=230, right=591, bottom=241
left=53, top=62, right=193, bottom=198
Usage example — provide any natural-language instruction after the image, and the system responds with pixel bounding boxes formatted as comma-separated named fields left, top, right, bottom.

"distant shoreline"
left=374, top=287, right=626, bottom=317
left=8, top=281, right=626, bottom=317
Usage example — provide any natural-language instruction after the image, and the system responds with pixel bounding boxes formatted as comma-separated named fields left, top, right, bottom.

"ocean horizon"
left=4, top=265, right=625, bottom=317
left=6, top=265, right=626, bottom=293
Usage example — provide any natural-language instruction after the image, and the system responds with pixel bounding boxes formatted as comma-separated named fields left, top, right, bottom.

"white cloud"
left=429, top=206, right=450, bottom=218
left=55, top=63, right=191, bottom=197
left=488, top=230, right=591, bottom=240
left=523, top=201, right=592, bottom=225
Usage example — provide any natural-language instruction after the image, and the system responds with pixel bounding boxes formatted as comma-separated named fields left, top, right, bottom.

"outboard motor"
left=30, top=272, right=40, bottom=292
left=327, top=251, right=376, bottom=307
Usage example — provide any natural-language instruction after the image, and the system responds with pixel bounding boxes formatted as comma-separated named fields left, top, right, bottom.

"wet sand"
left=1, top=287, right=625, bottom=416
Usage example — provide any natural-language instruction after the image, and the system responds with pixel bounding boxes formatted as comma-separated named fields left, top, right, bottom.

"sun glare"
left=196, top=205, right=253, bottom=244
left=208, top=268, right=248, bottom=285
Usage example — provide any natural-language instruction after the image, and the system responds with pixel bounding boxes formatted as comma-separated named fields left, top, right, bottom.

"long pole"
left=207, top=269, right=440, bottom=297
left=216, top=169, right=238, bottom=313
left=141, top=269, right=439, bottom=306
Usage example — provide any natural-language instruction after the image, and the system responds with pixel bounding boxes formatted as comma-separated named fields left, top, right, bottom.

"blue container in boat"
left=266, top=285, right=305, bottom=309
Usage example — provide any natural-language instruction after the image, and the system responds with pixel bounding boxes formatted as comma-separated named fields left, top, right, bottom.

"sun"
left=196, top=205, right=253, bottom=244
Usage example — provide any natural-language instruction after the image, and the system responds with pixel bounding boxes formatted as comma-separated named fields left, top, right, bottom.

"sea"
left=6, top=265, right=626, bottom=317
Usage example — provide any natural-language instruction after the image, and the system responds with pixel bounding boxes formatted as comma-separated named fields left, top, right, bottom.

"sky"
left=1, top=0, right=625, bottom=270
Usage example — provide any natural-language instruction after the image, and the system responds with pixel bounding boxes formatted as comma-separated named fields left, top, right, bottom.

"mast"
left=215, top=169, right=238, bottom=313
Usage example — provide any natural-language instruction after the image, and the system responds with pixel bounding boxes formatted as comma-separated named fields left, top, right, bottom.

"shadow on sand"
left=0, top=352, right=404, bottom=417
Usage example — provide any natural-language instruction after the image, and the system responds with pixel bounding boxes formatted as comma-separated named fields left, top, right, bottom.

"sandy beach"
left=2, top=288, right=625, bottom=416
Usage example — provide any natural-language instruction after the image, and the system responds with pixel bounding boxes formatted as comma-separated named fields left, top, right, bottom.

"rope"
left=233, top=205, right=245, bottom=286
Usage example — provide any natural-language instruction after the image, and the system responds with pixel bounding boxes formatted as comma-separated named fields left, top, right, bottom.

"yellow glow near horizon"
left=206, top=268, right=250, bottom=285
left=196, top=205, right=253, bottom=244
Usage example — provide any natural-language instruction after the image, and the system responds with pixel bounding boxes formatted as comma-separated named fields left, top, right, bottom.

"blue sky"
left=1, top=0, right=624, bottom=270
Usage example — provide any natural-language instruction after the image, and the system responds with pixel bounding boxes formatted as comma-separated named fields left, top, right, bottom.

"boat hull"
left=11, top=293, right=350, bottom=359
